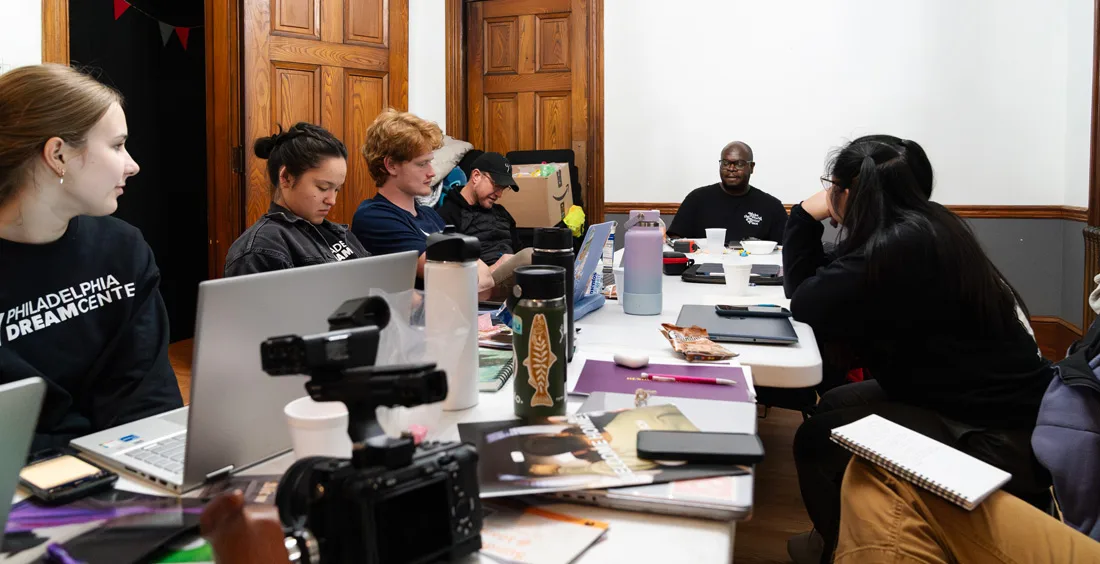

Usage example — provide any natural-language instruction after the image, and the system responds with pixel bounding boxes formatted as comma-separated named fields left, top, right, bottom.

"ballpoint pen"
left=627, top=372, right=737, bottom=386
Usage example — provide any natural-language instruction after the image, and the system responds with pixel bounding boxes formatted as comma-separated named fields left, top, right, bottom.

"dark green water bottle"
left=507, top=265, right=568, bottom=419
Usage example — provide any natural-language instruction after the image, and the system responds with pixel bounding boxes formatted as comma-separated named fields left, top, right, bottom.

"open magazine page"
left=459, top=405, right=742, bottom=497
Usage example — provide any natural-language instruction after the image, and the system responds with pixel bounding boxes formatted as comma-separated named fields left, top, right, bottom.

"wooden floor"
left=166, top=338, right=809, bottom=562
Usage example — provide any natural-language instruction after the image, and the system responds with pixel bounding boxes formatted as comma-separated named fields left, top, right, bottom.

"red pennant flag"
left=113, top=0, right=130, bottom=20
left=176, top=27, right=190, bottom=50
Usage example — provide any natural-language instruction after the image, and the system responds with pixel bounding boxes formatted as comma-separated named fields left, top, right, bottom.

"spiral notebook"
left=830, top=415, right=1012, bottom=511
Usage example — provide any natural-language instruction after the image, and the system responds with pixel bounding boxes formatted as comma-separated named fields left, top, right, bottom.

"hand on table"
left=200, top=491, right=291, bottom=564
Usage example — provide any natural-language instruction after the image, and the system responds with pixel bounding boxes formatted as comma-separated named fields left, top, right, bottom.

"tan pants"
left=836, top=458, right=1100, bottom=563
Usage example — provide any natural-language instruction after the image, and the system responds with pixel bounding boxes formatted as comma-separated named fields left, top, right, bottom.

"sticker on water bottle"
left=511, top=316, right=523, bottom=335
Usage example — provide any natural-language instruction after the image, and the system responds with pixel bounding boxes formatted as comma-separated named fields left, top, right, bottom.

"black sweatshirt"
left=782, top=204, right=1053, bottom=429
left=667, top=184, right=787, bottom=243
left=0, top=216, right=183, bottom=453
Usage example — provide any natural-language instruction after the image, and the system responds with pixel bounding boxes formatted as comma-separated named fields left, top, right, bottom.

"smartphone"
left=19, top=450, right=119, bottom=505
left=637, top=431, right=765, bottom=465
left=714, top=304, right=791, bottom=318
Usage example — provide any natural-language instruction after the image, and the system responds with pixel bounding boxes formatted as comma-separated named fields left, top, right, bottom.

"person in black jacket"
left=0, top=64, right=182, bottom=453
left=782, top=135, right=1055, bottom=564
left=224, top=123, right=368, bottom=276
left=437, top=152, right=523, bottom=265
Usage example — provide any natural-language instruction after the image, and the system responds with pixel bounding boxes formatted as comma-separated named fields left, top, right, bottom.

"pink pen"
left=638, top=372, right=737, bottom=386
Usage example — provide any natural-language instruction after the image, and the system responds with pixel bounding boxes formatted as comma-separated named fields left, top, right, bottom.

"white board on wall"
left=604, top=0, right=1094, bottom=206
left=0, top=1, right=42, bottom=73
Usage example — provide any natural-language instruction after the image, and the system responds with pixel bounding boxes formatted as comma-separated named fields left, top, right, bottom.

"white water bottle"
left=425, top=228, right=482, bottom=411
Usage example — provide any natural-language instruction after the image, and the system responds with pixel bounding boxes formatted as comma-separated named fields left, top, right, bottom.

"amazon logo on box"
left=499, top=163, right=574, bottom=228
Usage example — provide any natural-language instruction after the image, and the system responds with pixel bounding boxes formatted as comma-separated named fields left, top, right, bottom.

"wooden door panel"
left=485, top=94, right=519, bottom=154
left=485, top=18, right=519, bottom=74
left=482, top=0, right=571, bottom=18
left=274, top=0, right=319, bottom=38
left=342, top=72, right=387, bottom=218
left=468, top=0, right=587, bottom=172
left=535, top=14, right=569, bottom=72
left=347, top=0, right=386, bottom=45
left=484, top=73, right=570, bottom=94
left=273, top=63, right=320, bottom=128
left=245, top=0, right=408, bottom=228
left=536, top=92, right=570, bottom=149
left=268, top=37, right=389, bottom=71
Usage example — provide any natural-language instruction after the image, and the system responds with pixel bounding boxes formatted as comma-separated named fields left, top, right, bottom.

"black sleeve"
left=782, top=204, right=829, bottom=298
left=89, top=245, right=183, bottom=431
left=764, top=199, right=789, bottom=242
left=224, top=250, right=293, bottom=277
left=783, top=204, right=869, bottom=340
left=667, top=191, right=699, bottom=239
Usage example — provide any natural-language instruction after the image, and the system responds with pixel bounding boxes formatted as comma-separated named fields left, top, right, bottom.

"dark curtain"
left=69, top=0, right=207, bottom=342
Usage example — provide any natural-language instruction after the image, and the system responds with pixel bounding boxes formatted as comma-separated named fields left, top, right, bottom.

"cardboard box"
left=498, top=163, right=574, bottom=228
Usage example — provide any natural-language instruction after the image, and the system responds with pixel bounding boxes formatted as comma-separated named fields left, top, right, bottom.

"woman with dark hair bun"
left=224, top=122, right=368, bottom=276
left=783, top=135, right=1054, bottom=564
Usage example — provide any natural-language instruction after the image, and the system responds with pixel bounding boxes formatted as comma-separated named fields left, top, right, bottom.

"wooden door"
left=466, top=0, right=589, bottom=186
left=243, top=0, right=409, bottom=227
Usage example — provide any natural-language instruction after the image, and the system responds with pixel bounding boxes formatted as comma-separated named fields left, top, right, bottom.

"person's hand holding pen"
left=200, top=491, right=291, bottom=564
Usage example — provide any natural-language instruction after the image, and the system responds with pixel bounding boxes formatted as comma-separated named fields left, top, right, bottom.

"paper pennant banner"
left=176, top=27, right=190, bottom=50
left=158, top=22, right=174, bottom=46
left=113, top=0, right=130, bottom=20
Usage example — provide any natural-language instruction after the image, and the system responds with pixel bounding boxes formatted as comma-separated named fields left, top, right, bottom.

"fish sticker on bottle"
left=523, top=313, right=557, bottom=407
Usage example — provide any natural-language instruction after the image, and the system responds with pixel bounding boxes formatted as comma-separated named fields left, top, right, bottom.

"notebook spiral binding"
left=830, top=435, right=968, bottom=508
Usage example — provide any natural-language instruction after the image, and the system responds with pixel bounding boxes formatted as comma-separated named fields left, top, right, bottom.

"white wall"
left=604, top=0, right=1095, bottom=206
left=1065, top=0, right=1094, bottom=208
left=0, top=1, right=42, bottom=73
left=408, top=0, right=447, bottom=131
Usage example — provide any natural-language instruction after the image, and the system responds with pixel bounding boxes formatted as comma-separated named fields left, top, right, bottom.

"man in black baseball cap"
left=438, top=152, right=526, bottom=267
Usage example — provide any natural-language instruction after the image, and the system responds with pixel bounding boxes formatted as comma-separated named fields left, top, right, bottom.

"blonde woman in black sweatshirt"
left=782, top=135, right=1054, bottom=564
left=0, top=65, right=181, bottom=454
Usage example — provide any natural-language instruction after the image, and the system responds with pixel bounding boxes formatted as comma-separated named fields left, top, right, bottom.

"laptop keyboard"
left=121, top=433, right=187, bottom=475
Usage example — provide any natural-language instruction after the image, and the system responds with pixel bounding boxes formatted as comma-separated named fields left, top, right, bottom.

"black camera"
left=261, top=297, right=483, bottom=564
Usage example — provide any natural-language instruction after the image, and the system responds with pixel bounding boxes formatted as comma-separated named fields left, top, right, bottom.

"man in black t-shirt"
left=667, top=141, right=787, bottom=244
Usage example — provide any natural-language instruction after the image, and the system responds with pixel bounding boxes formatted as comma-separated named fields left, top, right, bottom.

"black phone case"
left=21, top=453, right=120, bottom=505
left=714, top=306, right=791, bottom=319
left=637, top=432, right=766, bottom=465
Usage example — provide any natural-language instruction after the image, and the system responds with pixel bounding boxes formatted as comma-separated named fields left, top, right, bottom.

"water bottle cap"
left=533, top=227, right=572, bottom=250
left=426, top=230, right=481, bottom=262
left=512, top=265, right=567, bottom=300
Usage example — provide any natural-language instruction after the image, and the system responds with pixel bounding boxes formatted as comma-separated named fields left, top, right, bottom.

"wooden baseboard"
left=1031, top=316, right=1083, bottom=361
left=603, top=202, right=1088, bottom=222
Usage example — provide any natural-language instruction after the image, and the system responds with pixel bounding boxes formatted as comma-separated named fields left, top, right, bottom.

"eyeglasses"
left=719, top=159, right=752, bottom=170
left=820, top=176, right=843, bottom=190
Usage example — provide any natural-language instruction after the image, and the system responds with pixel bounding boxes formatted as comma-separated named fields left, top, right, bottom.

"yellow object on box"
left=562, top=205, right=585, bottom=237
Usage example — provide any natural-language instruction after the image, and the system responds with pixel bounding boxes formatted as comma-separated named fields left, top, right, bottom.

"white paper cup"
left=725, top=264, right=753, bottom=296
left=284, top=397, right=352, bottom=460
left=613, top=266, right=625, bottom=303
left=705, top=228, right=727, bottom=252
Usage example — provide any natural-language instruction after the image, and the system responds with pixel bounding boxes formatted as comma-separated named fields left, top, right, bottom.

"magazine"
left=458, top=405, right=742, bottom=498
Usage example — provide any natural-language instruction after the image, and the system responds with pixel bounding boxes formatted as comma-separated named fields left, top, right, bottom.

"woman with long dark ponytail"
left=783, top=136, right=1054, bottom=564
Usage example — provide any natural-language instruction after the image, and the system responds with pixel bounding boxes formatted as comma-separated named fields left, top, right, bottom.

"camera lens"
left=275, top=456, right=331, bottom=527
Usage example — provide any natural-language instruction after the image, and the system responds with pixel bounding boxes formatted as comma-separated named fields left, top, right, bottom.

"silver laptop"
left=0, top=377, right=46, bottom=539
left=71, top=251, right=418, bottom=493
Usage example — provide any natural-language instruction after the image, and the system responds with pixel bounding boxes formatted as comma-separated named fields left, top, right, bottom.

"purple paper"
left=572, top=360, right=751, bottom=403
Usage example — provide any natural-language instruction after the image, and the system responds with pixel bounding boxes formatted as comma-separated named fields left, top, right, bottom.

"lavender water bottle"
left=621, top=210, right=663, bottom=315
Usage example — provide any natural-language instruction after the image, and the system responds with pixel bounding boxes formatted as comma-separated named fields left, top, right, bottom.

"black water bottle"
left=532, top=227, right=576, bottom=363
